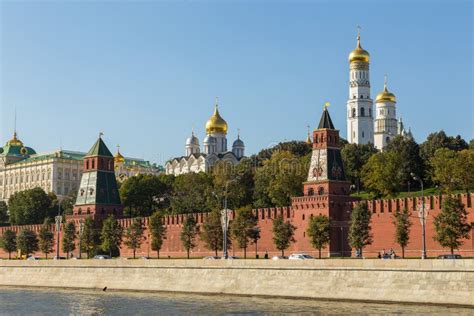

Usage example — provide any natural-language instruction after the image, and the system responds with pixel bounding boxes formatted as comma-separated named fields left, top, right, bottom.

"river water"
left=0, top=287, right=472, bottom=315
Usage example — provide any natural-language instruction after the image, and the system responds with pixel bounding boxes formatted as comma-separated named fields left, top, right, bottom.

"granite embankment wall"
left=0, top=259, right=472, bottom=306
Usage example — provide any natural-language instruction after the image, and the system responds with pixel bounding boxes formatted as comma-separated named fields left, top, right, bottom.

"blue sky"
left=1, top=0, right=472, bottom=165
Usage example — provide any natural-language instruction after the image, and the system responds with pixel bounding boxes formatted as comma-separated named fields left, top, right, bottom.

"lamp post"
left=220, top=176, right=241, bottom=259
left=55, top=199, right=62, bottom=259
left=340, top=226, right=344, bottom=258
left=411, top=173, right=426, bottom=259
left=78, top=219, right=84, bottom=259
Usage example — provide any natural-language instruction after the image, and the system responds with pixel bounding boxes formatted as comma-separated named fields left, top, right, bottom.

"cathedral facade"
left=346, top=31, right=412, bottom=150
left=165, top=99, right=245, bottom=175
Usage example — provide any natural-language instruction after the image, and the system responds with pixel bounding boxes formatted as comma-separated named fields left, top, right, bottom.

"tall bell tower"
left=347, top=28, right=374, bottom=144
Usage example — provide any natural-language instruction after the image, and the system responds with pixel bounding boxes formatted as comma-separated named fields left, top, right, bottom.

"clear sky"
left=1, top=0, right=472, bottom=165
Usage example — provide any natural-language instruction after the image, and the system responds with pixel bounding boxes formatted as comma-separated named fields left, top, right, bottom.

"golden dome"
left=376, top=77, right=397, bottom=103
left=114, top=146, right=125, bottom=164
left=349, top=31, right=370, bottom=64
left=205, top=100, right=228, bottom=134
left=6, top=132, right=23, bottom=147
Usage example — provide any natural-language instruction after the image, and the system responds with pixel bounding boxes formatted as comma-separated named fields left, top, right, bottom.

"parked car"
left=26, top=256, right=39, bottom=261
left=140, top=256, right=150, bottom=260
left=203, top=256, right=221, bottom=260
left=272, top=256, right=288, bottom=260
left=380, top=253, right=400, bottom=259
left=221, top=256, right=238, bottom=260
left=93, top=255, right=112, bottom=260
left=289, top=253, right=314, bottom=260
left=437, top=254, right=462, bottom=259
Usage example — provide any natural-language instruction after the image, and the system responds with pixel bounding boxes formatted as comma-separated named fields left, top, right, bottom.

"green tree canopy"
left=149, top=212, right=167, bottom=259
left=430, top=148, right=459, bottom=192
left=62, top=221, right=76, bottom=258
left=306, top=214, right=330, bottom=259
left=0, top=201, right=8, bottom=225
left=180, top=215, right=199, bottom=258
left=0, top=229, right=17, bottom=259
left=456, top=149, right=474, bottom=192
left=348, top=202, right=373, bottom=256
left=392, top=208, right=412, bottom=258
left=100, top=215, right=123, bottom=257
left=341, top=143, right=378, bottom=191
left=272, top=215, right=296, bottom=256
left=420, top=130, right=469, bottom=161
left=171, top=173, right=214, bottom=214
left=81, top=216, right=100, bottom=258
left=251, top=141, right=312, bottom=167
left=433, top=196, right=471, bottom=254
left=120, top=174, right=172, bottom=218
left=38, top=221, right=55, bottom=259
left=8, top=187, right=53, bottom=225
left=231, top=207, right=258, bottom=258
left=124, top=217, right=145, bottom=259
left=362, top=151, right=404, bottom=197
left=17, top=229, right=39, bottom=258
left=200, top=209, right=223, bottom=256
left=254, top=151, right=307, bottom=208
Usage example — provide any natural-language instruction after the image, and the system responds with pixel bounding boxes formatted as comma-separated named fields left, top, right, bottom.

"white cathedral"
left=346, top=31, right=412, bottom=150
left=165, top=99, right=245, bottom=175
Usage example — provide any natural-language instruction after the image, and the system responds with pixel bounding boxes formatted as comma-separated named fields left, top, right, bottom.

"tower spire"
left=384, top=74, right=388, bottom=91
left=306, top=125, right=311, bottom=144
left=357, top=25, right=361, bottom=48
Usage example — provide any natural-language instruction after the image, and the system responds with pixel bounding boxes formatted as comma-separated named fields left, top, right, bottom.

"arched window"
left=91, top=160, right=95, bottom=169
left=318, top=187, right=325, bottom=195
left=352, top=108, right=356, bottom=117
left=362, top=131, right=365, bottom=138
left=361, top=107, right=365, bottom=117
left=308, top=188, right=315, bottom=196
left=360, top=95, right=363, bottom=99
left=369, top=108, right=372, bottom=117
left=386, top=136, right=390, bottom=143
left=86, top=161, right=89, bottom=170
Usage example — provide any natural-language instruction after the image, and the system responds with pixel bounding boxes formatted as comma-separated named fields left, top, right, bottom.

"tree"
left=17, top=229, right=39, bottom=258
left=272, top=215, right=296, bottom=256
left=430, top=148, right=459, bottom=192
left=251, top=140, right=312, bottom=167
left=8, top=187, right=53, bottom=225
left=81, top=216, right=100, bottom=258
left=100, top=215, right=123, bottom=257
left=38, top=221, right=55, bottom=259
left=0, top=229, right=17, bottom=259
left=231, top=207, right=258, bottom=259
left=306, top=215, right=330, bottom=259
left=254, top=151, right=307, bottom=207
left=392, top=208, right=412, bottom=258
left=433, top=196, right=471, bottom=254
left=420, top=131, right=468, bottom=161
left=348, top=202, right=373, bottom=257
left=62, top=221, right=76, bottom=259
left=385, top=135, right=425, bottom=191
left=60, top=191, right=77, bottom=215
left=456, top=149, right=474, bottom=193
left=362, top=151, right=404, bottom=197
left=124, top=217, right=145, bottom=259
left=341, top=143, right=378, bottom=192
left=171, top=173, right=214, bottom=214
left=120, top=174, right=171, bottom=218
left=200, top=209, right=223, bottom=256
left=180, top=215, right=199, bottom=258
left=149, top=212, right=167, bottom=259
left=248, top=226, right=261, bottom=258
left=0, top=201, right=8, bottom=225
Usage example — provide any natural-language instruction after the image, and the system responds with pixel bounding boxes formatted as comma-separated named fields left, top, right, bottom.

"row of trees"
left=342, top=131, right=473, bottom=197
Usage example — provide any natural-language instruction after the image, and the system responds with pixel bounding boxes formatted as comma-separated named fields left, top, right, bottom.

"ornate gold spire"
left=205, top=97, right=228, bottom=134
left=6, top=131, right=23, bottom=147
left=349, top=26, right=370, bottom=63
left=306, top=125, right=312, bottom=144
left=376, top=74, right=397, bottom=103
left=114, top=144, right=125, bottom=163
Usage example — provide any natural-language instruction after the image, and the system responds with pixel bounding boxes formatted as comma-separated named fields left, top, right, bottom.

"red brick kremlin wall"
left=0, top=193, right=473, bottom=259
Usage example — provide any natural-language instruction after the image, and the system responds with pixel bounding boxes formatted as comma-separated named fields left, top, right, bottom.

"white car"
left=26, top=256, right=39, bottom=261
left=288, top=253, right=314, bottom=260
left=272, top=255, right=288, bottom=260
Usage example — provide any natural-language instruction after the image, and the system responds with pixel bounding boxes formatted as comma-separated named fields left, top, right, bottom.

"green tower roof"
left=86, top=137, right=113, bottom=157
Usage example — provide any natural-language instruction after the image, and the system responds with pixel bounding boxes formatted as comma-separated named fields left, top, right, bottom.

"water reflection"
left=0, top=287, right=472, bottom=315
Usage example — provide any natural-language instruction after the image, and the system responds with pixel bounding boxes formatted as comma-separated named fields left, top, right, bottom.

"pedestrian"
left=264, top=251, right=268, bottom=259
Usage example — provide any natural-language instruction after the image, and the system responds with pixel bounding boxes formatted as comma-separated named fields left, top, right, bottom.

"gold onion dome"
left=114, top=146, right=125, bottom=163
left=205, top=99, right=228, bottom=134
left=349, top=31, right=370, bottom=64
left=376, top=78, right=397, bottom=103
left=6, top=132, right=23, bottom=147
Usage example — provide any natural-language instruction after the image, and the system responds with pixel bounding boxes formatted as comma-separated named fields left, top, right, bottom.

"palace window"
left=361, top=107, right=365, bottom=117
left=362, top=131, right=365, bottom=138
left=352, top=108, right=356, bottom=117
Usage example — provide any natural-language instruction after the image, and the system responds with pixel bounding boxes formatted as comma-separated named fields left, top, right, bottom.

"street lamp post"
left=55, top=199, right=62, bottom=259
left=219, top=176, right=241, bottom=259
left=78, top=219, right=84, bottom=259
left=340, top=226, right=344, bottom=258
left=411, top=173, right=426, bottom=259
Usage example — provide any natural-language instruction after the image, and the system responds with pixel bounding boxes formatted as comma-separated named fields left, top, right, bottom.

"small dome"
left=186, top=133, right=200, bottom=146
left=349, top=33, right=370, bottom=64
left=114, top=151, right=125, bottom=164
left=6, top=132, right=23, bottom=147
left=203, top=135, right=217, bottom=144
left=205, top=102, right=228, bottom=134
left=376, top=80, right=397, bottom=103
left=233, top=137, right=244, bottom=148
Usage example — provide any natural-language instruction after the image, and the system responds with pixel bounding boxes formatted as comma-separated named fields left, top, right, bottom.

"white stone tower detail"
left=347, top=29, right=374, bottom=145
left=374, top=76, right=398, bottom=150
left=185, top=130, right=200, bottom=156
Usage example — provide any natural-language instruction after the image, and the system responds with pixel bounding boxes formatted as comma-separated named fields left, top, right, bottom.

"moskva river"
left=0, top=287, right=472, bottom=315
